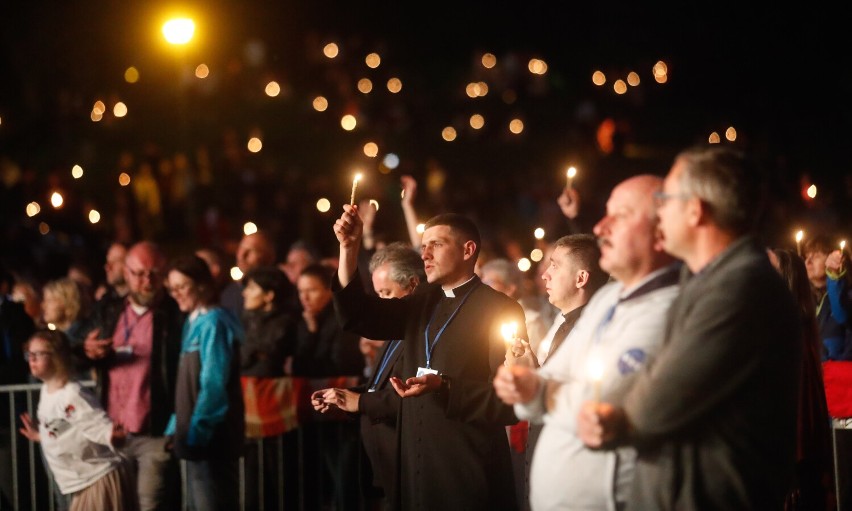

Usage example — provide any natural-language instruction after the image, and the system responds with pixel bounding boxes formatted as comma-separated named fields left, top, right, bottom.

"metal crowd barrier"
left=1, top=378, right=362, bottom=511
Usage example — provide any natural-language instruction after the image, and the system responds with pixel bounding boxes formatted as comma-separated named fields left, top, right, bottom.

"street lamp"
left=162, top=18, right=195, bottom=45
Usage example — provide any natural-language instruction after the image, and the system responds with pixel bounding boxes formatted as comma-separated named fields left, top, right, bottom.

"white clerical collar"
left=129, top=303, right=150, bottom=316
left=442, top=275, right=476, bottom=297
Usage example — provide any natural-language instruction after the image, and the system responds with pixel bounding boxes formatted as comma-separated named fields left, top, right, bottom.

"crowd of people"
left=0, top=144, right=850, bottom=510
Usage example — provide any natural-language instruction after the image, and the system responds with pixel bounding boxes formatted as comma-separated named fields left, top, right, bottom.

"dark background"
left=1, top=1, right=850, bottom=281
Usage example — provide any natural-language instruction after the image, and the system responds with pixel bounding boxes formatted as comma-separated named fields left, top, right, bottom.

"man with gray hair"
left=312, top=241, right=424, bottom=506
left=578, top=145, right=801, bottom=509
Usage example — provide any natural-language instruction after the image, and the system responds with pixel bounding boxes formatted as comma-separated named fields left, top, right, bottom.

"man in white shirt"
left=494, top=174, right=680, bottom=510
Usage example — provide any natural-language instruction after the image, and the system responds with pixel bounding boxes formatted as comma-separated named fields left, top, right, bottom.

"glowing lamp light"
left=162, top=18, right=195, bottom=45
left=247, top=137, right=262, bottom=153
left=71, top=165, right=84, bottom=179
left=88, top=209, right=101, bottom=224
left=316, top=198, right=331, bottom=212
left=517, top=258, right=532, bottom=272
left=243, top=222, right=258, bottom=236
left=534, top=227, right=545, bottom=240
left=50, top=192, right=64, bottom=208
left=230, top=267, right=243, bottom=281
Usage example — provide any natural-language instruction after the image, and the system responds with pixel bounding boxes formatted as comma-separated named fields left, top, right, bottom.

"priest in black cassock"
left=332, top=206, right=525, bottom=510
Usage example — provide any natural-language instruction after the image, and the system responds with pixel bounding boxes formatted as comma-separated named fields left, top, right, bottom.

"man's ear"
left=687, top=197, right=704, bottom=227
left=575, top=269, right=590, bottom=289
left=462, top=240, right=477, bottom=261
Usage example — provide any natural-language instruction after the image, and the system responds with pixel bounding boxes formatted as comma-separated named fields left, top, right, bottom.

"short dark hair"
left=299, top=263, right=334, bottom=289
left=676, top=144, right=762, bottom=235
left=423, top=213, right=481, bottom=259
left=169, top=255, right=217, bottom=305
left=553, top=234, right=609, bottom=294
left=243, top=266, right=293, bottom=307
left=369, top=242, right=426, bottom=286
left=802, top=234, right=833, bottom=256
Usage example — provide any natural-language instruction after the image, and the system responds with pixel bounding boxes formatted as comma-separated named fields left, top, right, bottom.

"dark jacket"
left=291, top=303, right=364, bottom=378
left=79, top=293, right=183, bottom=436
left=240, top=308, right=297, bottom=377
left=335, top=273, right=525, bottom=511
left=0, top=297, right=35, bottom=386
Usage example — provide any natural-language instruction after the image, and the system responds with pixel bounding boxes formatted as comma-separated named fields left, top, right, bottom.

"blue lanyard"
left=370, top=340, right=401, bottom=389
left=122, top=308, right=148, bottom=344
left=424, top=282, right=479, bottom=368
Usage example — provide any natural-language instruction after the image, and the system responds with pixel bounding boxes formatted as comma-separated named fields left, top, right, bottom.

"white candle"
left=501, top=322, right=518, bottom=366
left=795, top=230, right=804, bottom=256
left=350, top=173, right=362, bottom=205
left=587, top=357, right=604, bottom=404
left=566, top=166, right=577, bottom=189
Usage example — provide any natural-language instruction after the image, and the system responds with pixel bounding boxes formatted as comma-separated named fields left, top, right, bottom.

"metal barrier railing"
left=1, top=380, right=363, bottom=511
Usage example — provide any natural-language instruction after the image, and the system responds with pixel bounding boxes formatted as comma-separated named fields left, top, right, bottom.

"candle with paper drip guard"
left=566, top=166, right=577, bottom=190
left=795, top=230, right=804, bottom=256
left=587, top=356, right=604, bottom=405
left=350, top=173, right=363, bottom=205
left=501, top=322, right=519, bottom=366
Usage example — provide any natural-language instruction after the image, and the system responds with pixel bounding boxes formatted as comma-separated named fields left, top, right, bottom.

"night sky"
left=1, top=1, right=849, bottom=272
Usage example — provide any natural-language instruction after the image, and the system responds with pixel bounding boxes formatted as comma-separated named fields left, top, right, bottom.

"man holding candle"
left=577, top=145, right=802, bottom=509
left=494, top=175, right=681, bottom=510
left=803, top=234, right=851, bottom=360
left=333, top=207, right=526, bottom=510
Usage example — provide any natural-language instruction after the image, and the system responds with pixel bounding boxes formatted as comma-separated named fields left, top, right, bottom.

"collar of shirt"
left=443, top=274, right=477, bottom=298
left=617, top=262, right=682, bottom=301
left=188, top=306, right=210, bottom=323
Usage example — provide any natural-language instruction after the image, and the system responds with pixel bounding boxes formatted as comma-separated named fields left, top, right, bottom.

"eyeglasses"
left=653, top=191, right=692, bottom=207
left=24, top=351, right=53, bottom=361
left=127, top=268, right=161, bottom=281
left=167, top=282, right=193, bottom=295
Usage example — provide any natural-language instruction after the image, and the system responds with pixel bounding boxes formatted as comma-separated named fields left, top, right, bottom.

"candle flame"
left=354, top=173, right=362, bottom=183
left=500, top=322, right=518, bottom=343
left=567, top=167, right=577, bottom=179
left=842, top=240, right=847, bottom=251
left=587, top=357, right=604, bottom=382
left=795, top=230, right=804, bottom=243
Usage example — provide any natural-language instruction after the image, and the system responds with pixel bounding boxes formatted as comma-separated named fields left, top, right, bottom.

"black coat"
left=240, top=308, right=296, bottom=377
left=335, top=274, right=524, bottom=511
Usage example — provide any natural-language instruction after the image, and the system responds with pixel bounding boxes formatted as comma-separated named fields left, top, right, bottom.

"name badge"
left=367, top=387, right=377, bottom=393
left=416, top=366, right=439, bottom=377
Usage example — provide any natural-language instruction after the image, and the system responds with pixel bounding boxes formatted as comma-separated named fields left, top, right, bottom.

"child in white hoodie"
left=19, top=329, right=138, bottom=511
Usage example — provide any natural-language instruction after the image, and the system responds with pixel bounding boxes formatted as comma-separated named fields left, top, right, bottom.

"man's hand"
left=400, top=175, right=418, bottom=207
left=83, top=328, right=112, bottom=360
left=334, top=204, right=363, bottom=249
left=504, top=338, right=538, bottom=368
left=321, top=388, right=361, bottom=413
left=389, top=374, right=441, bottom=398
left=576, top=401, right=624, bottom=448
left=493, top=365, right=540, bottom=405
left=557, top=187, right=581, bottom=220
left=311, top=389, right=332, bottom=413
left=826, top=249, right=845, bottom=275
left=19, top=412, right=40, bottom=442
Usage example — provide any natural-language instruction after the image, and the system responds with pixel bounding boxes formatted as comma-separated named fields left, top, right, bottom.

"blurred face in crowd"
left=298, top=274, right=332, bottom=315
left=242, top=279, right=274, bottom=311
left=371, top=263, right=416, bottom=299
left=542, top=246, right=581, bottom=313
left=481, top=270, right=516, bottom=299
left=594, top=175, right=663, bottom=287
left=804, top=249, right=828, bottom=287
left=41, top=289, right=67, bottom=326
left=124, top=244, right=166, bottom=308
left=283, top=248, right=314, bottom=284
left=655, top=163, right=693, bottom=262
left=167, top=270, right=201, bottom=313
left=104, top=243, right=128, bottom=288
left=26, top=337, right=55, bottom=382
left=237, top=234, right=274, bottom=274
left=421, top=225, right=474, bottom=287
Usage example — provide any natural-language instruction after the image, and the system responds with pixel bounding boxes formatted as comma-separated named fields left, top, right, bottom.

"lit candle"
left=501, top=322, right=518, bottom=366
left=566, top=166, right=577, bottom=189
left=841, top=240, right=846, bottom=252
left=795, top=230, right=804, bottom=256
left=350, top=173, right=363, bottom=206
left=587, top=357, right=604, bottom=405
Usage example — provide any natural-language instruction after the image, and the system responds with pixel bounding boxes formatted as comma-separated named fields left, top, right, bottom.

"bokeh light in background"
left=533, top=227, right=545, bottom=239
left=113, top=102, right=128, bottom=117
left=341, top=114, right=357, bottom=130
left=442, top=127, right=457, bottom=141
left=50, top=192, right=63, bottom=208
left=530, top=248, right=543, bottom=262
left=162, top=18, right=195, bottom=45
left=26, top=202, right=40, bottom=217
left=365, top=52, right=381, bottom=68
left=592, top=71, right=606, bottom=86
left=481, top=53, right=496, bottom=68
left=124, top=67, right=139, bottom=83
left=363, top=142, right=379, bottom=157
left=509, top=119, right=524, bottom=134
left=195, top=64, right=210, bottom=78
left=118, top=173, right=131, bottom=186
left=247, top=137, right=262, bottom=152
left=357, top=78, right=373, bottom=94
left=316, top=198, right=331, bottom=212
left=265, top=81, right=280, bottom=97
left=708, top=132, right=721, bottom=144
left=323, top=42, right=339, bottom=58
left=230, top=267, right=243, bottom=281
left=243, top=222, right=258, bottom=235
left=88, top=210, right=100, bottom=224
left=387, top=78, right=402, bottom=93
left=312, top=96, right=328, bottom=111
left=71, top=165, right=83, bottom=179
left=725, top=126, right=737, bottom=141
left=469, top=114, right=484, bottom=129
left=517, top=258, right=532, bottom=272
left=416, top=223, right=425, bottom=234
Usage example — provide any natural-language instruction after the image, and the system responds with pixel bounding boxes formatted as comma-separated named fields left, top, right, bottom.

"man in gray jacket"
left=578, top=145, right=801, bottom=510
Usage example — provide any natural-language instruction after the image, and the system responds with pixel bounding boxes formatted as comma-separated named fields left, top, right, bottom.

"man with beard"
left=79, top=241, right=183, bottom=511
